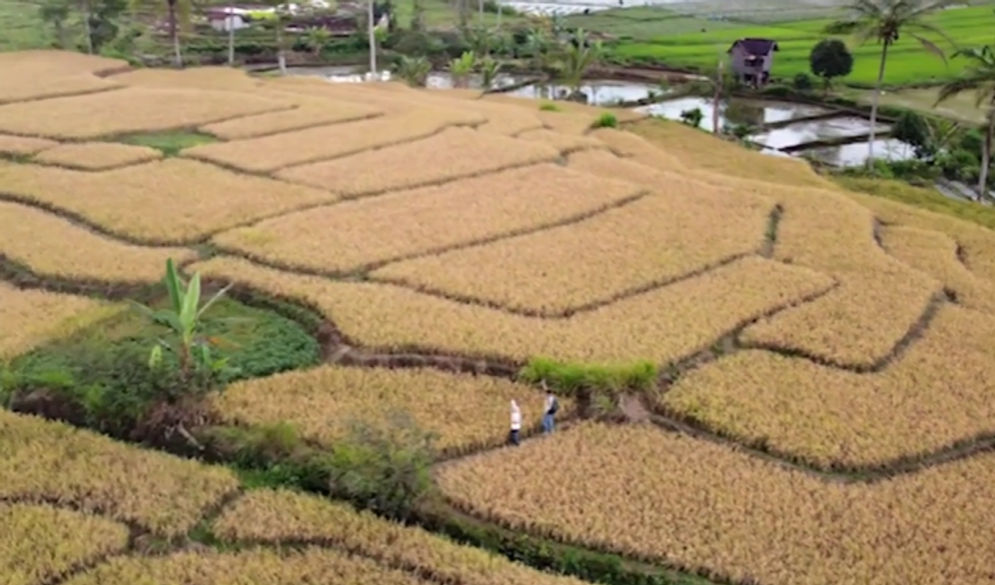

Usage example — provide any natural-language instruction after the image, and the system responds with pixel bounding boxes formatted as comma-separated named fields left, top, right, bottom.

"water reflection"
left=801, top=139, right=916, bottom=167
left=751, top=117, right=891, bottom=150
left=504, top=79, right=663, bottom=105
left=636, top=97, right=830, bottom=131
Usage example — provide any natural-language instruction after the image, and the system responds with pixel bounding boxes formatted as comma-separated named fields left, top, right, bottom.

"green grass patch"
left=833, top=175, right=995, bottom=231
left=0, top=0, right=54, bottom=51
left=539, top=102, right=561, bottom=112
left=3, top=297, right=320, bottom=434
left=519, top=357, right=658, bottom=395
left=115, top=130, right=217, bottom=156
left=602, top=4, right=995, bottom=87
left=591, top=112, right=619, bottom=129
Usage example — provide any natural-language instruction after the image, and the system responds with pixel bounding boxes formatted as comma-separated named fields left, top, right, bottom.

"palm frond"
left=910, top=33, right=947, bottom=64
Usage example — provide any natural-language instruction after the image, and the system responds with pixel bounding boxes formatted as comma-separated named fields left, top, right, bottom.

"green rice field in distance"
left=574, top=2, right=995, bottom=87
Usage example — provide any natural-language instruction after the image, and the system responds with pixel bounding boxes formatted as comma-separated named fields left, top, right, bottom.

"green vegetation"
left=1, top=0, right=54, bottom=51
left=3, top=292, right=319, bottom=437
left=591, top=112, right=619, bottom=128
left=833, top=175, right=995, bottom=230
left=116, top=130, right=217, bottom=156
left=519, top=357, right=658, bottom=395
left=810, top=38, right=853, bottom=93
left=602, top=4, right=995, bottom=87
left=937, top=45, right=995, bottom=196
left=539, top=102, right=561, bottom=111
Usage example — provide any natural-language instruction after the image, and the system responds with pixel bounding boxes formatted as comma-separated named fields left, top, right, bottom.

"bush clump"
left=519, top=357, right=658, bottom=394
left=590, top=112, right=618, bottom=129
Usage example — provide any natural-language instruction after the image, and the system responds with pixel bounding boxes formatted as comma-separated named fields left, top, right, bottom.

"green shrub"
left=326, top=412, right=436, bottom=521
left=792, top=72, right=813, bottom=91
left=6, top=297, right=319, bottom=436
left=539, top=102, right=560, bottom=112
left=519, top=358, right=658, bottom=395
left=591, top=112, right=618, bottom=129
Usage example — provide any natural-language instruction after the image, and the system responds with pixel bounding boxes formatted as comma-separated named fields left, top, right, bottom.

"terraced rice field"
left=3, top=50, right=995, bottom=585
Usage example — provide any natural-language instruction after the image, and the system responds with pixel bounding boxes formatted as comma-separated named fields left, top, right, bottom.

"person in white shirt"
left=508, top=399, right=522, bottom=446
left=542, top=391, right=559, bottom=434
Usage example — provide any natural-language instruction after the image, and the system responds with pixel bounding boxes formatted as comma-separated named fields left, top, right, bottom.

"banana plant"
left=449, top=51, right=477, bottom=88
left=479, top=56, right=502, bottom=91
left=138, top=259, right=231, bottom=389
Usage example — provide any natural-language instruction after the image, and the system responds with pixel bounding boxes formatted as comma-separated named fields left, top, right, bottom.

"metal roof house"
left=727, top=38, right=779, bottom=87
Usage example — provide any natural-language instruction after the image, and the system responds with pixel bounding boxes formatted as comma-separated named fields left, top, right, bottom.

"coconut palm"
left=936, top=45, right=995, bottom=199
left=826, top=0, right=955, bottom=168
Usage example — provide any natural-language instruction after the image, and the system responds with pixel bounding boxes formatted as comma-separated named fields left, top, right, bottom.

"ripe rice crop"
left=0, top=50, right=124, bottom=104
left=436, top=422, right=995, bottom=585
left=110, top=67, right=264, bottom=91
left=185, top=108, right=485, bottom=173
left=664, top=305, right=995, bottom=468
left=0, top=409, right=239, bottom=537
left=0, top=159, right=335, bottom=243
left=847, top=188, right=995, bottom=284
left=629, top=119, right=831, bottom=189
left=1, top=502, right=130, bottom=585
left=881, top=226, right=995, bottom=313
left=374, top=184, right=771, bottom=314
left=276, top=128, right=559, bottom=196
left=190, top=255, right=832, bottom=364
left=0, top=133, right=57, bottom=156
left=740, top=184, right=939, bottom=368
left=0, top=201, right=196, bottom=283
left=33, top=142, right=161, bottom=170
left=200, top=99, right=382, bottom=140
left=578, top=133, right=938, bottom=367
left=0, top=282, right=114, bottom=360
left=589, top=127, right=686, bottom=172
left=213, top=163, right=641, bottom=273
left=516, top=128, right=604, bottom=153
left=213, top=489, right=589, bottom=585
left=0, top=87, right=291, bottom=139
left=216, top=366, right=557, bottom=453
left=567, top=148, right=667, bottom=186
left=62, top=547, right=426, bottom=585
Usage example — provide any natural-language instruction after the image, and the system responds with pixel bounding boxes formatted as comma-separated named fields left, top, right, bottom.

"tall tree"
left=164, top=0, right=187, bottom=67
left=39, top=0, right=71, bottom=48
left=826, top=0, right=954, bottom=168
left=937, top=45, right=995, bottom=199
left=810, top=38, right=854, bottom=95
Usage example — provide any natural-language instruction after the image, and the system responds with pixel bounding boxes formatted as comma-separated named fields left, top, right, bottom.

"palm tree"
left=558, top=29, right=602, bottom=101
left=937, top=45, right=995, bottom=199
left=826, top=0, right=955, bottom=168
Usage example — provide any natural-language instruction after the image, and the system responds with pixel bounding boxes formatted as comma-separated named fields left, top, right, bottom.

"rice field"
left=275, top=128, right=559, bottom=196
left=0, top=282, right=115, bottom=359
left=216, top=366, right=559, bottom=453
left=33, top=142, right=162, bottom=170
left=0, top=201, right=196, bottom=283
left=212, top=163, right=641, bottom=274
left=373, top=184, right=772, bottom=314
left=191, top=254, right=831, bottom=363
left=437, top=422, right=995, bottom=585
left=602, top=4, right=995, bottom=87
left=213, top=489, right=589, bottom=585
left=0, top=159, right=335, bottom=242
left=3, top=51, right=995, bottom=585
left=1, top=502, right=130, bottom=585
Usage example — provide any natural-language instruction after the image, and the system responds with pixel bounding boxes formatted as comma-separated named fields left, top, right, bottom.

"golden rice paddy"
left=4, top=51, right=995, bottom=585
left=32, top=141, right=162, bottom=170
left=212, top=163, right=641, bottom=273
